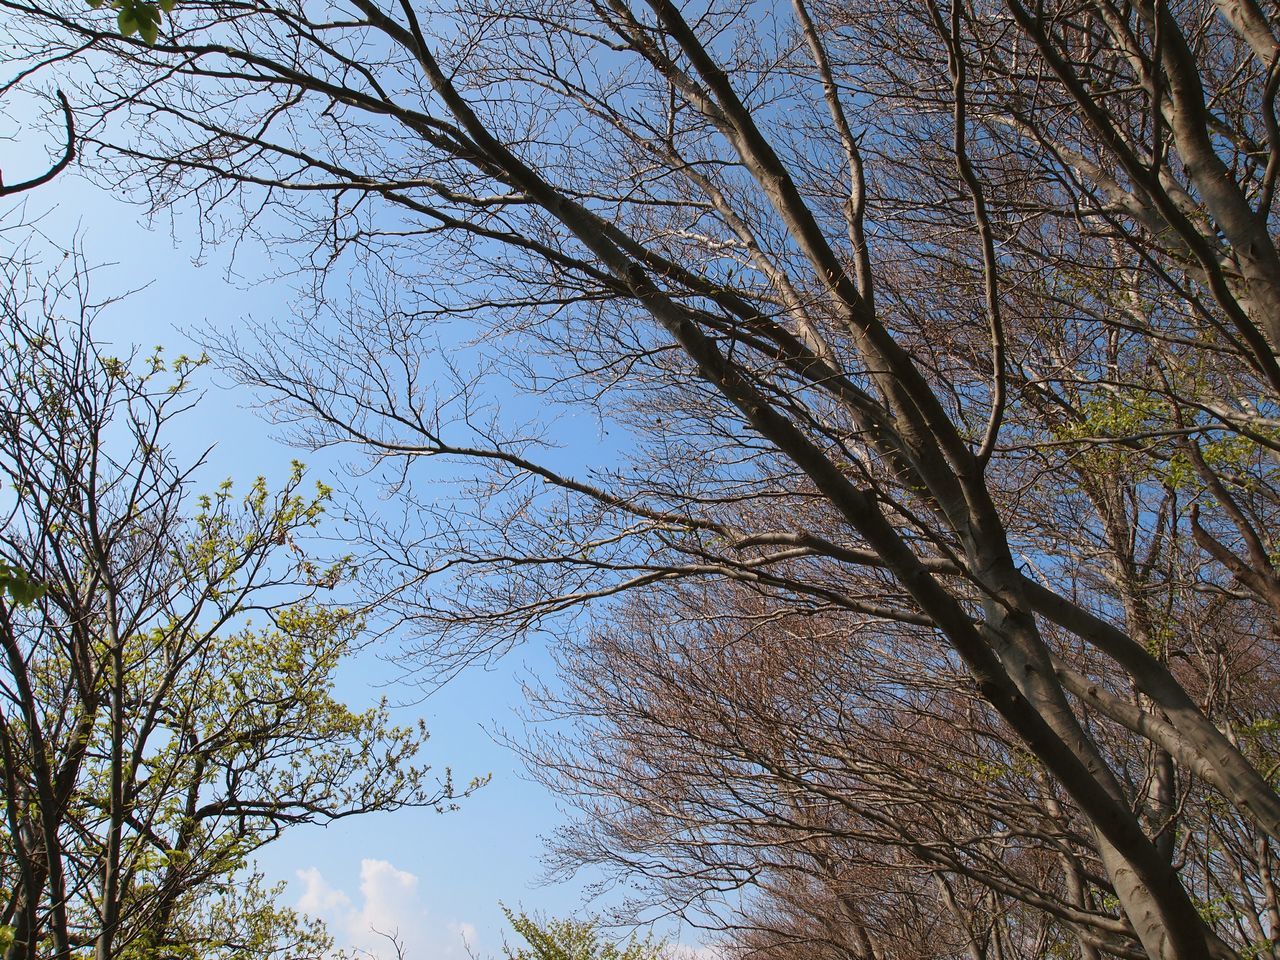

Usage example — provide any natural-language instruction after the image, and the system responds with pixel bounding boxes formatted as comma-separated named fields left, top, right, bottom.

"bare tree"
left=523, top=567, right=1280, bottom=959
left=4, top=0, right=1280, bottom=955
left=0, top=89, right=74, bottom=198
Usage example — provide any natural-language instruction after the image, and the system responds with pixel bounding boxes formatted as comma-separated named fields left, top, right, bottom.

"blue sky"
left=0, top=121, right=678, bottom=957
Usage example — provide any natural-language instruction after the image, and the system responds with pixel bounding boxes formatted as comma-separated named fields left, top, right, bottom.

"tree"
left=501, top=909, right=663, bottom=960
left=0, top=237, right=464, bottom=960
left=0, top=90, right=74, bottom=199
left=524, top=575, right=1280, bottom=960
left=4, top=0, right=1280, bottom=955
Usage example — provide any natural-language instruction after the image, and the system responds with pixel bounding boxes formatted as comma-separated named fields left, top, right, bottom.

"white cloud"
left=294, top=859, right=475, bottom=960
left=671, top=943, right=726, bottom=960
left=296, top=867, right=353, bottom=916
left=449, top=921, right=478, bottom=950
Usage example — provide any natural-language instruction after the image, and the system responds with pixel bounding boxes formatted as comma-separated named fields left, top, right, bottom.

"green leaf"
left=0, top=563, right=45, bottom=607
left=8, top=579, right=42, bottom=606
left=117, top=7, right=138, bottom=34
left=158, top=0, right=175, bottom=12
left=140, top=16, right=158, bottom=43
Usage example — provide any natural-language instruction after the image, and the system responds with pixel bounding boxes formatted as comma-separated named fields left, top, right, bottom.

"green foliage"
left=113, top=874, right=338, bottom=960
left=0, top=561, right=43, bottom=606
left=1232, top=718, right=1280, bottom=786
left=1049, top=387, right=1171, bottom=478
left=86, top=0, right=174, bottom=44
left=0, top=315, right=464, bottom=960
left=1193, top=895, right=1237, bottom=926
left=501, top=909, right=665, bottom=960
left=1242, top=938, right=1278, bottom=960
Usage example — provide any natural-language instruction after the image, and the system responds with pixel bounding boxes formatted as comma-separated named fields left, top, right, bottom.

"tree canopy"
left=4, top=0, right=1280, bottom=956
